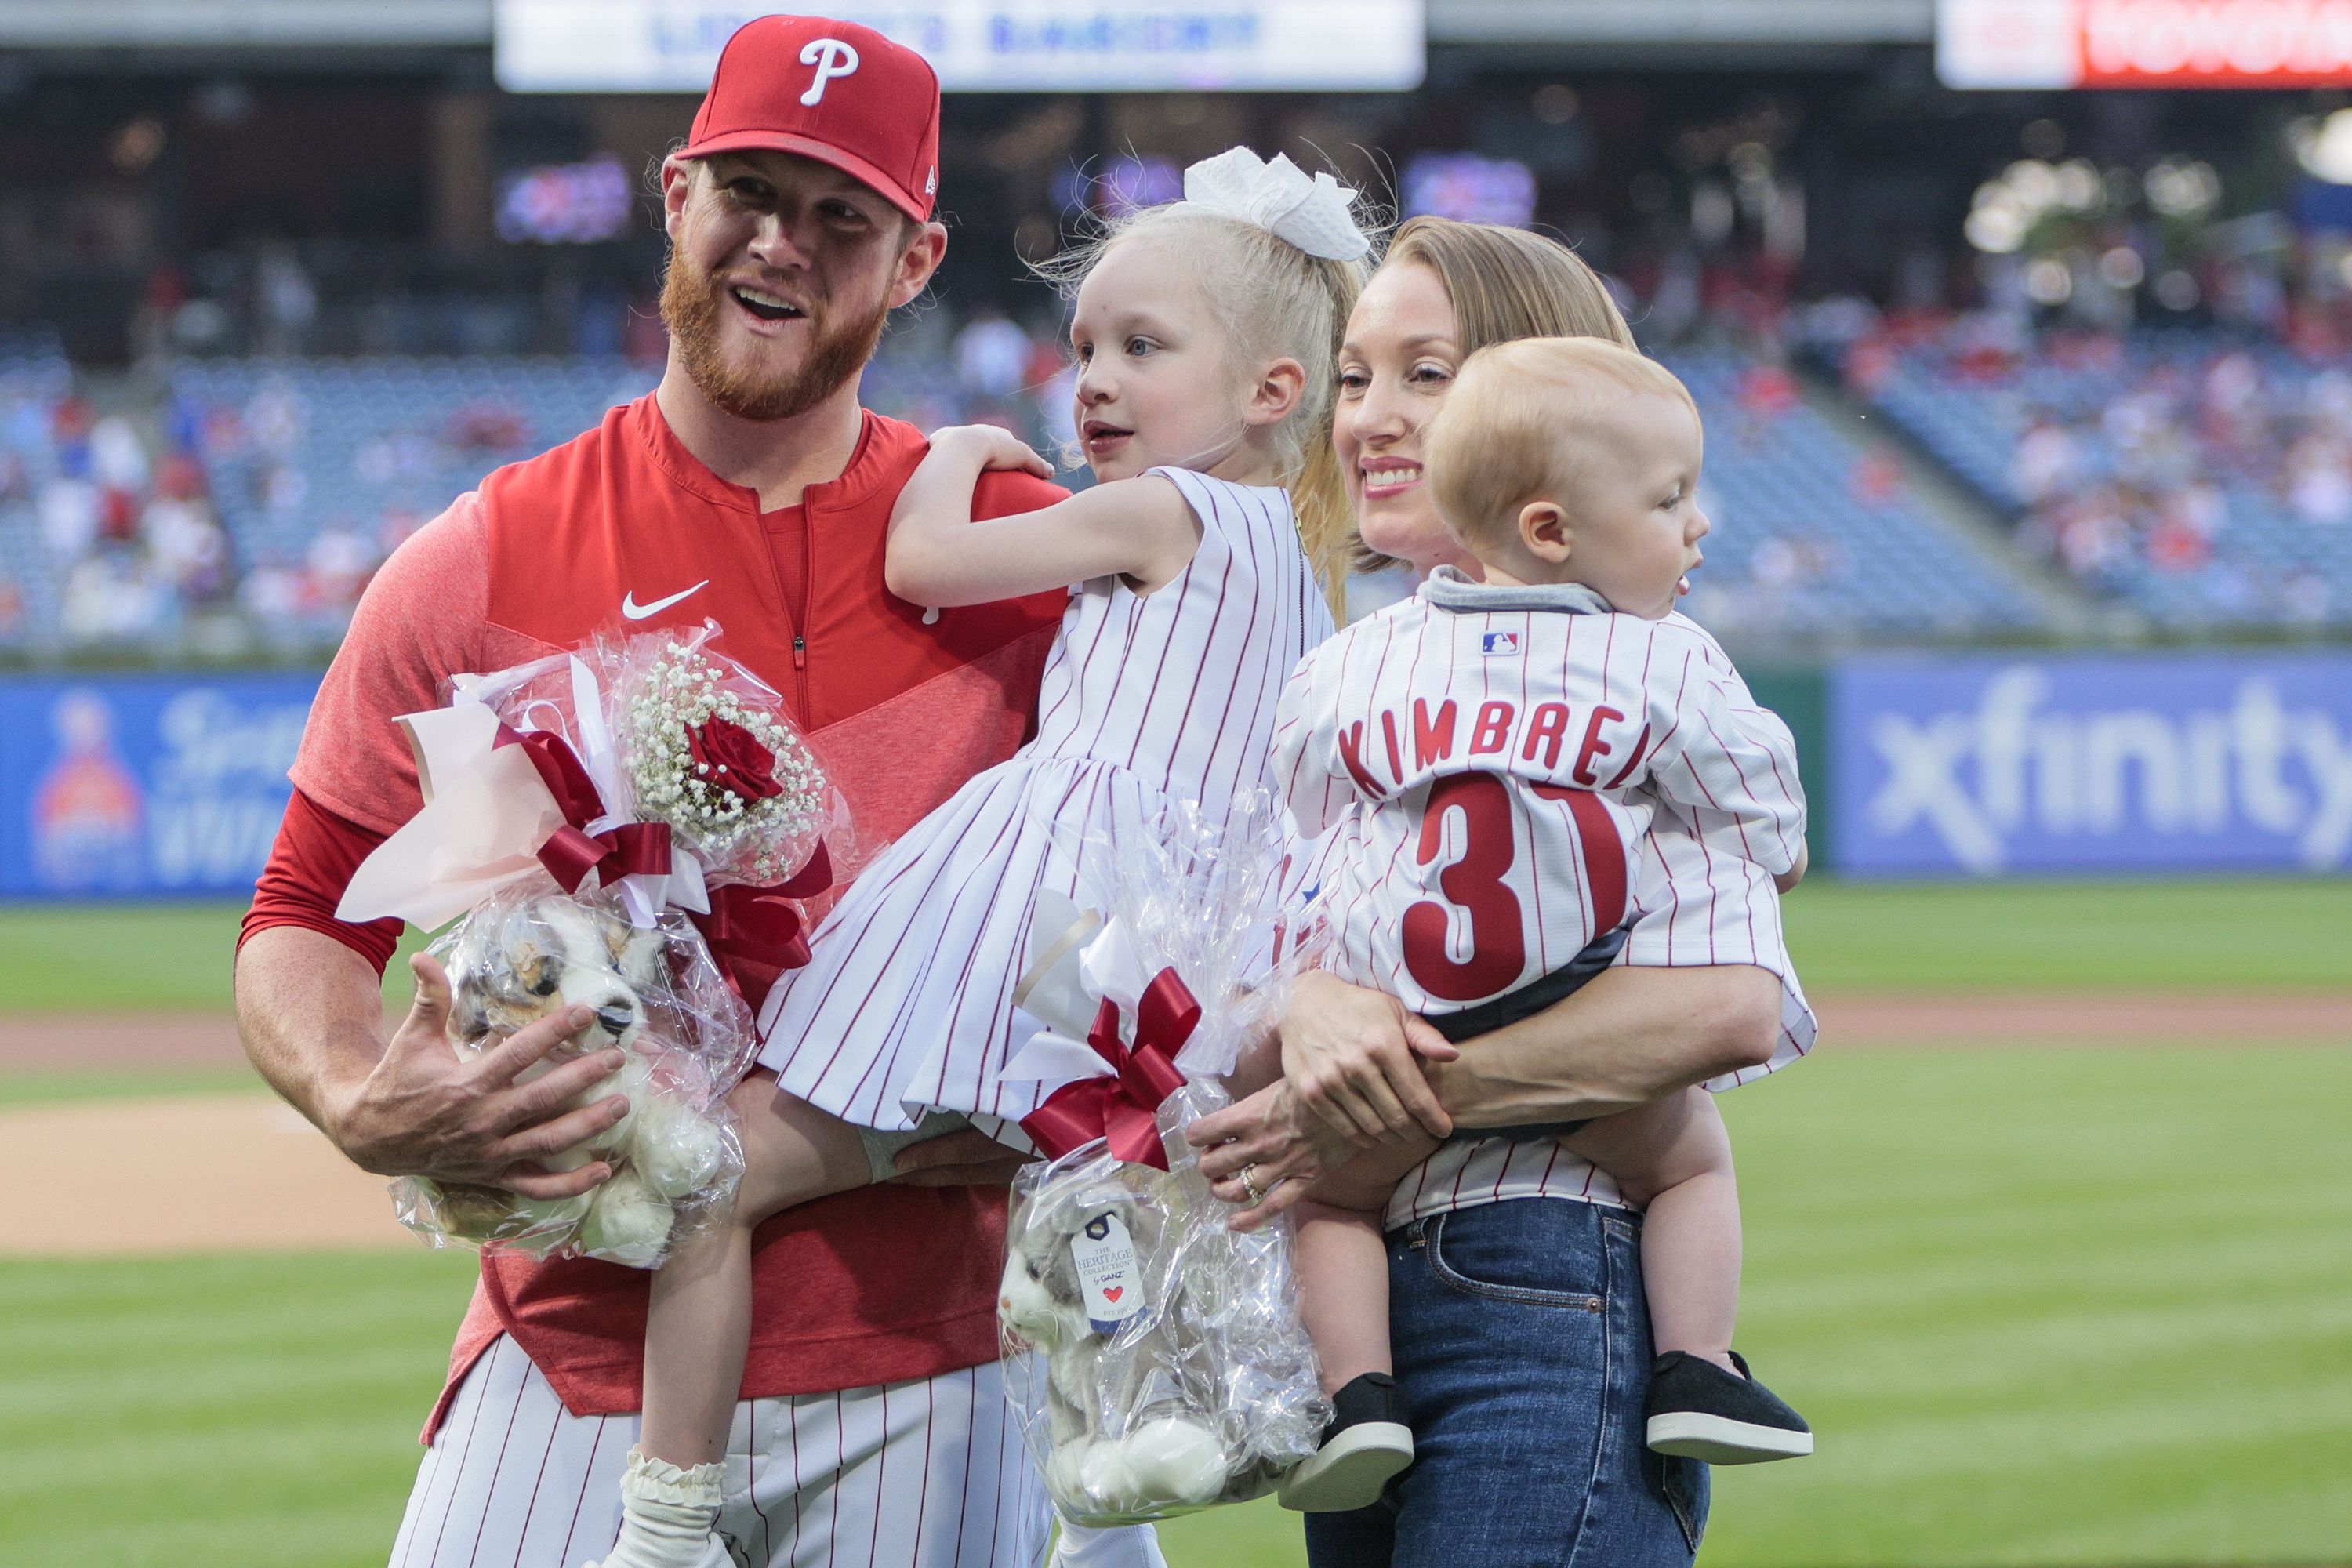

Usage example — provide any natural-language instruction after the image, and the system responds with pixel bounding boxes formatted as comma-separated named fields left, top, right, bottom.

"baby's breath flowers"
left=622, top=637, right=827, bottom=885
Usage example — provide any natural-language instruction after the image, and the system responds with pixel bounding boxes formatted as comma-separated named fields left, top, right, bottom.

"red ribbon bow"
left=1018, top=967, right=1198, bottom=1170
left=688, top=844, right=833, bottom=1014
left=494, top=725, right=673, bottom=893
left=491, top=723, right=834, bottom=1011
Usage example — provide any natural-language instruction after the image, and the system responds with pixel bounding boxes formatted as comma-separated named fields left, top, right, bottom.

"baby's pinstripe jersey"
left=1272, top=567, right=1806, bottom=1018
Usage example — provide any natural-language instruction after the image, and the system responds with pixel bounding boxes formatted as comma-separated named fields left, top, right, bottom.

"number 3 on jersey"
left=1399, top=773, right=1629, bottom=1004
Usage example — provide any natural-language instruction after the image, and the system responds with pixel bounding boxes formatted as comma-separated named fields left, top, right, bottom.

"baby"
left=1262, top=336, right=1813, bottom=1510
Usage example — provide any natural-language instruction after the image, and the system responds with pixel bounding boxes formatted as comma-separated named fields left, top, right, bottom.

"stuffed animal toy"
left=1000, top=1175, right=1229, bottom=1518
left=401, top=889, right=737, bottom=1266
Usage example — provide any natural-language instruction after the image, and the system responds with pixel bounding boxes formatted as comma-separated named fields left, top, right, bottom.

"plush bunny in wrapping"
left=993, top=794, right=1334, bottom=1526
left=394, top=883, right=744, bottom=1267
left=1000, top=1168, right=1229, bottom=1519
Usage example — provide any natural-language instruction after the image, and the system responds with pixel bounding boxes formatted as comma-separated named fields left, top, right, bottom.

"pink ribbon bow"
left=1018, top=967, right=1199, bottom=1169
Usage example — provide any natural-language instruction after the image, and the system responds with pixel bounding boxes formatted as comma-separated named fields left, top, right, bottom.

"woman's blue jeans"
left=1303, top=1197, right=1708, bottom=1568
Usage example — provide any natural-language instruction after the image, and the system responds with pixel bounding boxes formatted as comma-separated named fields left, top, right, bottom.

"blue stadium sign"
left=1831, top=652, right=2352, bottom=876
left=0, top=672, right=320, bottom=898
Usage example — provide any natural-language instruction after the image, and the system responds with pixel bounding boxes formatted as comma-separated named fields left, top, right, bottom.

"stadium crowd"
left=1820, top=240, right=2352, bottom=629
left=5, top=232, right=2351, bottom=658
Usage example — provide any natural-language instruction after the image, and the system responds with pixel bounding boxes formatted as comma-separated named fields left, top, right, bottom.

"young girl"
left=588, top=148, right=1371, bottom=1568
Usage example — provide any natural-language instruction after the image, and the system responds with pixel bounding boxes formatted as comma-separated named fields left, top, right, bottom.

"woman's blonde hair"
left=1345, top=218, right=1638, bottom=575
left=1036, top=199, right=1374, bottom=618
left=1381, top=216, right=1635, bottom=358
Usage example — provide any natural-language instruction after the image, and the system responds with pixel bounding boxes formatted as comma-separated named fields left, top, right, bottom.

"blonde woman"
left=1189, top=218, right=1817, bottom=1568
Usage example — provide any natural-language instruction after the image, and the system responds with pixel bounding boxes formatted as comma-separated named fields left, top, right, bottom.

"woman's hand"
left=931, top=423, right=1053, bottom=477
left=1184, top=1080, right=1358, bottom=1232
left=1279, top=971, right=1460, bottom=1144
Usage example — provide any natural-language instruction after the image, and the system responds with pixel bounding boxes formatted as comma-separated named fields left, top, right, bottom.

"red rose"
left=687, top=716, right=785, bottom=802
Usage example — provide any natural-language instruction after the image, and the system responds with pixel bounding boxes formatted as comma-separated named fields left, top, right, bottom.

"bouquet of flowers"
left=342, top=621, right=840, bottom=1266
left=995, top=793, right=1330, bottom=1525
left=610, top=630, right=833, bottom=890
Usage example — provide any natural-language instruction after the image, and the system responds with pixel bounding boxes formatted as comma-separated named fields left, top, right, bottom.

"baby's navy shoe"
left=1277, top=1372, right=1414, bottom=1512
left=1644, top=1351, right=1813, bottom=1464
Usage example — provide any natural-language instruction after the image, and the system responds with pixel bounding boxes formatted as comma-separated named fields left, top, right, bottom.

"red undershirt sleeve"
left=239, top=493, right=501, bottom=975
left=238, top=789, right=402, bottom=973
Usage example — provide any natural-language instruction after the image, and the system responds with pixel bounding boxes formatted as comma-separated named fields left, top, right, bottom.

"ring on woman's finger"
left=1240, top=1163, right=1265, bottom=1205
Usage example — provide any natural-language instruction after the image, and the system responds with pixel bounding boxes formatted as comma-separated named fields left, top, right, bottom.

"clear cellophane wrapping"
left=391, top=877, right=755, bottom=1267
left=387, top=621, right=838, bottom=1267
left=999, top=793, right=1331, bottom=1525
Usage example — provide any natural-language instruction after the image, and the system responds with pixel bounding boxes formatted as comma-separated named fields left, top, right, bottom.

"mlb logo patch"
left=1482, top=632, right=1521, bottom=655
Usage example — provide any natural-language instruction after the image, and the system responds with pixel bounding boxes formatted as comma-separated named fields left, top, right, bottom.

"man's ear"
left=1519, top=500, right=1573, bottom=564
left=659, top=154, right=696, bottom=243
left=889, top=221, right=949, bottom=309
left=1246, top=356, right=1308, bottom=429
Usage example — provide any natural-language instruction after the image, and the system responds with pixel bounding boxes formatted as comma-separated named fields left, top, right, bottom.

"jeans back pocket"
left=1422, top=1202, right=1610, bottom=1311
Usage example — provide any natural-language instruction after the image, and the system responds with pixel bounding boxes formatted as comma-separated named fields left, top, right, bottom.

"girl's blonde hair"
left=1037, top=196, right=1374, bottom=618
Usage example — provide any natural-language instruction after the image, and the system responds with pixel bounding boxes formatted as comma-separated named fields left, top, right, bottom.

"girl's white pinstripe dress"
left=756, top=466, right=1334, bottom=1132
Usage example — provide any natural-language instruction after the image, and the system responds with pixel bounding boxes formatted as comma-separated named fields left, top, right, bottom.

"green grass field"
left=4, top=880, right=2349, bottom=1567
left=5, top=876, right=2348, bottom=1014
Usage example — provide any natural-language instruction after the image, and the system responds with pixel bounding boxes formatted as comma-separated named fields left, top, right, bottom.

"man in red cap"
left=235, top=17, right=1163, bottom=1567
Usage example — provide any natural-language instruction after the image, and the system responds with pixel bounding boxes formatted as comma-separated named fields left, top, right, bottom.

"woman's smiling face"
left=1334, top=260, right=1475, bottom=575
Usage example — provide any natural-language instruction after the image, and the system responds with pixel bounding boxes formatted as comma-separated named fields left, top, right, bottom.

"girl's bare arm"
left=884, top=426, right=1203, bottom=608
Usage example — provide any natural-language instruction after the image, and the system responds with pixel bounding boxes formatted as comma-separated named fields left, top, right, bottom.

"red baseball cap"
left=682, top=16, right=941, bottom=223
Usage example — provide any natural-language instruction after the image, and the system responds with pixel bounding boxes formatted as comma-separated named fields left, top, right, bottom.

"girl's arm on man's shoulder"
left=885, top=426, right=1202, bottom=608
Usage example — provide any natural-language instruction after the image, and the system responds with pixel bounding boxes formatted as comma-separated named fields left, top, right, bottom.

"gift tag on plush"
left=1070, top=1210, right=1145, bottom=1336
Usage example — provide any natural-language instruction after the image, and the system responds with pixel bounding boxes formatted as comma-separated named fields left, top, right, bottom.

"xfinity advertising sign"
left=495, top=1, right=1427, bottom=92
left=1939, top=0, right=2352, bottom=89
left=1831, top=654, right=2352, bottom=877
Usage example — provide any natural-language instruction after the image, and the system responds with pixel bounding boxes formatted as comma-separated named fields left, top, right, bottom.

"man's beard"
left=659, top=249, right=891, bottom=423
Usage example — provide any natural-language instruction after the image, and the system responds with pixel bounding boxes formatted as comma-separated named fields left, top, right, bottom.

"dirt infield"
left=0, top=1011, right=254, bottom=1070
left=1, top=1094, right=411, bottom=1256
left=2, top=991, right=2344, bottom=1075
left=1818, top=992, right=2352, bottom=1043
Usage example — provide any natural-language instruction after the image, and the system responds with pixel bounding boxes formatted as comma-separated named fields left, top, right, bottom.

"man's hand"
left=1279, top=971, right=1459, bottom=1145
left=886, top=1127, right=1032, bottom=1188
left=325, top=953, right=632, bottom=1200
left=1184, top=1080, right=1359, bottom=1232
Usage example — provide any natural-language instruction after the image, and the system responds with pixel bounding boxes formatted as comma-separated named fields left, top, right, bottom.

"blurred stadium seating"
left=13, top=300, right=2352, bottom=660
left=0, top=318, right=1083, bottom=660
left=1855, top=325, right=2352, bottom=630
left=1, top=329, right=2062, bottom=659
left=1664, top=347, right=2047, bottom=641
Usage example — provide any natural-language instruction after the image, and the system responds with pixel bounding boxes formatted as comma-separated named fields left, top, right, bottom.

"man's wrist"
left=1421, top=1052, right=1607, bottom=1132
left=308, top=1054, right=385, bottom=1167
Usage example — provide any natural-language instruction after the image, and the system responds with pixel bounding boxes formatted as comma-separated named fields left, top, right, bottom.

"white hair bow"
left=1182, top=147, right=1370, bottom=261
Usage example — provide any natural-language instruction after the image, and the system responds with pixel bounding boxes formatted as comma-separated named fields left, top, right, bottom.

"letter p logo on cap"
left=681, top=15, right=942, bottom=221
left=798, top=38, right=860, bottom=105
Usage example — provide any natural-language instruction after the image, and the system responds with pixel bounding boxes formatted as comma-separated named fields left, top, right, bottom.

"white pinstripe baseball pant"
left=387, top=1335, right=1164, bottom=1568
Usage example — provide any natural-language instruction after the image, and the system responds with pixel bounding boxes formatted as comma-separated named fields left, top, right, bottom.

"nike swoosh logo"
left=621, top=581, right=710, bottom=620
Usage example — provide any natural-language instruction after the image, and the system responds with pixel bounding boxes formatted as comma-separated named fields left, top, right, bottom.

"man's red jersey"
left=241, top=393, right=1065, bottom=1438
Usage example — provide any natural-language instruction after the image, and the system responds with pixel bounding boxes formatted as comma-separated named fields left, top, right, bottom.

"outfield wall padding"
left=4, top=648, right=2348, bottom=898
